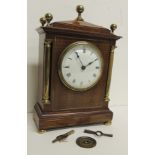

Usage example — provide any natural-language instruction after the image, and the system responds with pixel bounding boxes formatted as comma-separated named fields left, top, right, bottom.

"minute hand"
left=85, top=58, right=98, bottom=67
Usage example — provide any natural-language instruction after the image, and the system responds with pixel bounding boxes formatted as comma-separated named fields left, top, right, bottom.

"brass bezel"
left=58, top=41, right=104, bottom=92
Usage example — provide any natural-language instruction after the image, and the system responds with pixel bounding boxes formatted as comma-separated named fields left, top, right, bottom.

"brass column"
left=104, top=45, right=116, bottom=102
left=42, top=40, right=52, bottom=104
left=104, top=24, right=118, bottom=102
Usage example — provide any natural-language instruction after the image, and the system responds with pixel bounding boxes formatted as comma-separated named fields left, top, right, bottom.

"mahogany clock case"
left=34, top=17, right=121, bottom=130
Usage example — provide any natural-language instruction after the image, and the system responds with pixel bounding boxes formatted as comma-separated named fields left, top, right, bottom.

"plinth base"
left=33, top=103, right=113, bottom=130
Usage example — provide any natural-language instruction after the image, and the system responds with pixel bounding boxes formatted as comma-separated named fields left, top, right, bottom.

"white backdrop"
left=27, top=0, right=128, bottom=112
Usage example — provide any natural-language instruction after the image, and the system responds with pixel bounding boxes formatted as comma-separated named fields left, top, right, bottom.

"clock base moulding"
left=33, top=103, right=113, bottom=131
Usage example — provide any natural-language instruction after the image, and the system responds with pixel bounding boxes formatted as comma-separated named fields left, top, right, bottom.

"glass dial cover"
left=58, top=41, right=103, bottom=91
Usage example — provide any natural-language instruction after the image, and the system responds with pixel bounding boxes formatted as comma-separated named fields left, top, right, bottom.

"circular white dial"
left=59, top=41, right=103, bottom=91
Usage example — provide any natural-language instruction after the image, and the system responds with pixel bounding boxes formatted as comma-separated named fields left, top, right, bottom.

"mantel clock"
left=33, top=5, right=121, bottom=132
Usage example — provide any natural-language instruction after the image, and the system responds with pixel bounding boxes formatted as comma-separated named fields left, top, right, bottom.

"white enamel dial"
left=59, top=41, right=103, bottom=91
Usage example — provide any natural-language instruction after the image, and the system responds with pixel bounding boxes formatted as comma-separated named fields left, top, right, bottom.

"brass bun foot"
left=103, top=121, right=112, bottom=126
left=38, top=129, right=47, bottom=134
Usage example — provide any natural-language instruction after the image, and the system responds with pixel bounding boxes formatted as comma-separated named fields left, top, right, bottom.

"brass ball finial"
left=40, top=17, right=46, bottom=27
left=76, top=5, right=84, bottom=21
left=76, top=5, right=84, bottom=13
left=110, top=24, right=117, bottom=34
left=45, top=13, right=53, bottom=26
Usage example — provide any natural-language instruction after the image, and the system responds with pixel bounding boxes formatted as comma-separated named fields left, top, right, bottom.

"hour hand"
left=75, top=51, right=79, bottom=58
left=75, top=51, right=85, bottom=69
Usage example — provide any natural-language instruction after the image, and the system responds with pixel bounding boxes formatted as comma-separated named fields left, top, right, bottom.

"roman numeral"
left=93, top=73, right=96, bottom=77
left=83, top=48, right=86, bottom=53
left=72, top=79, right=76, bottom=83
left=80, top=81, right=83, bottom=85
left=96, top=66, right=100, bottom=69
left=64, top=66, right=70, bottom=68
left=68, top=58, right=72, bottom=60
left=66, top=73, right=71, bottom=77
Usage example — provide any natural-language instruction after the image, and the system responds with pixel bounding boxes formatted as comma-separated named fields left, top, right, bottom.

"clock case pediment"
left=37, top=20, right=121, bottom=41
left=34, top=6, right=121, bottom=130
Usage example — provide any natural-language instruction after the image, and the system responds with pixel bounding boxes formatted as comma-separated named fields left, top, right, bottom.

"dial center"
left=81, top=65, right=86, bottom=70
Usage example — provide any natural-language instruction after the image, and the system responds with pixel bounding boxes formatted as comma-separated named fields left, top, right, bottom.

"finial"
left=76, top=5, right=84, bottom=21
left=40, top=17, right=46, bottom=27
left=110, top=24, right=117, bottom=34
left=45, top=13, right=53, bottom=26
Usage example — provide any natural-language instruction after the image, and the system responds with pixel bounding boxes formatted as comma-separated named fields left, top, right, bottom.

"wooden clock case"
left=33, top=7, right=121, bottom=131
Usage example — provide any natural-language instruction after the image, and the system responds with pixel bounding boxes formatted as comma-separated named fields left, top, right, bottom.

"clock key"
left=52, top=130, right=75, bottom=143
left=84, top=129, right=113, bottom=137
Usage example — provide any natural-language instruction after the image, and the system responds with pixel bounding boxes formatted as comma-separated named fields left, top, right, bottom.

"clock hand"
left=75, top=52, right=86, bottom=70
left=85, top=58, right=98, bottom=68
